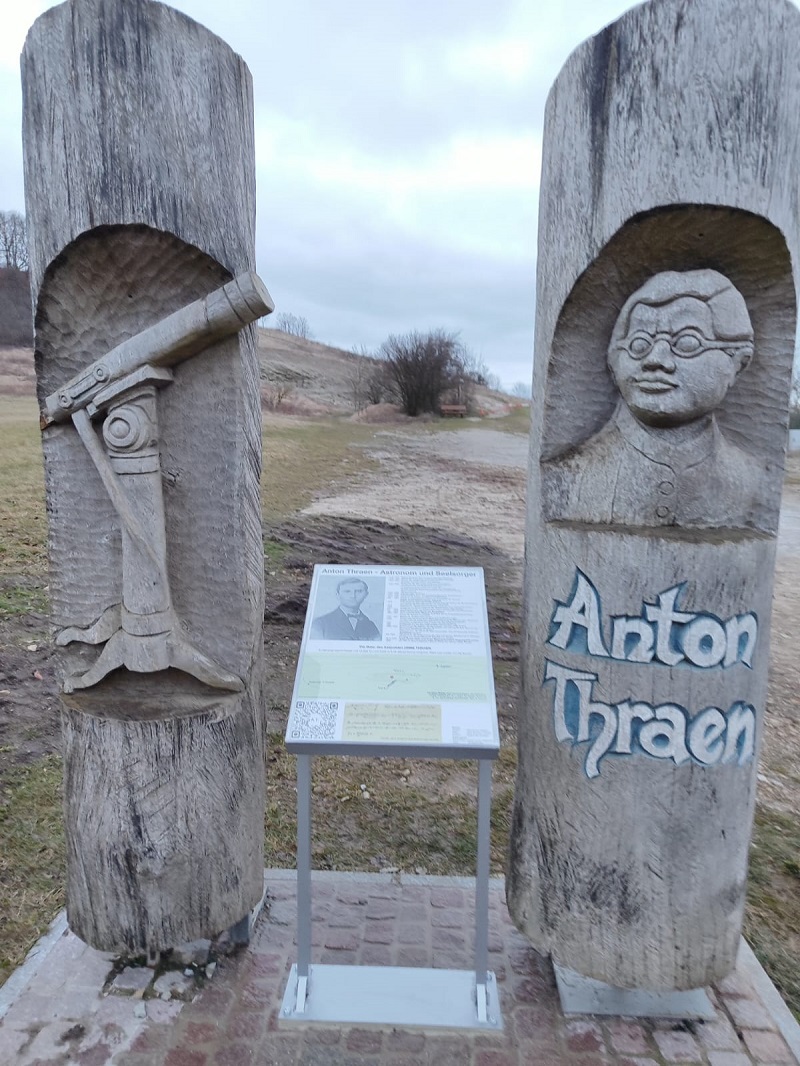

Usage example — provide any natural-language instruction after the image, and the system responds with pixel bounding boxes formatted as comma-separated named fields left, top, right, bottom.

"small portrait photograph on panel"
left=310, top=574, right=385, bottom=642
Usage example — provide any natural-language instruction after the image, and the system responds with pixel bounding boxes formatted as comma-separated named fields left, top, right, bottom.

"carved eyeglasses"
left=616, top=328, right=752, bottom=360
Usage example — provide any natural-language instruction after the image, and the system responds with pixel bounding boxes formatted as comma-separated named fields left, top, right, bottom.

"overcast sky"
left=1, top=1, right=790, bottom=391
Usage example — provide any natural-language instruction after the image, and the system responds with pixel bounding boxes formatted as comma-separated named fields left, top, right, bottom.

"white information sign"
left=285, top=565, right=500, bottom=757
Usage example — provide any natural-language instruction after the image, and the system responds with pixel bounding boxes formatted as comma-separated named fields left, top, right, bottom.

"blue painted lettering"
left=547, top=571, right=757, bottom=669
left=543, top=659, right=756, bottom=779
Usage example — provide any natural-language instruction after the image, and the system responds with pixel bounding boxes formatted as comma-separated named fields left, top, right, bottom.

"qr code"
left=291, top=699, right=339, bottom=740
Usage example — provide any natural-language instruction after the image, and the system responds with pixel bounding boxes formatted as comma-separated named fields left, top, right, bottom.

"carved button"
left=655, top=505, right=672, bottom=519
left=657, top=480, right=675, bottom=495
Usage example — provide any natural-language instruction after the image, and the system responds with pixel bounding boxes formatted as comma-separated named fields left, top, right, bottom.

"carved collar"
left=612, top=401, right=719, bottom=471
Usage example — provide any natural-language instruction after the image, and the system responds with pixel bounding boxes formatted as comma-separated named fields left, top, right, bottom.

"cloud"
left=258, top=164, right=536, bottom=389
left=12, top=0, right=792, bottom=388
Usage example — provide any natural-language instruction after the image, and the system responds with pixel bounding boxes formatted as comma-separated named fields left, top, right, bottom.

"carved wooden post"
left=22, top=0, right=271, bottom=954
left=508, top=0, right=800, bottom=991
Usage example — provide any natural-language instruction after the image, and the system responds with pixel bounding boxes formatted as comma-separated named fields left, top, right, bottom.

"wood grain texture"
left=509, top=0, right=800, bottom=990
left=22, top=0, right=265, bottom=952
left=61, top=688, right=264, bottom=952
left=21, top=0, right=256, bottom=297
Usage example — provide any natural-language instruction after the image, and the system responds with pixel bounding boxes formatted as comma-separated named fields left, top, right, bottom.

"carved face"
left=338, top=580, right=368, bottom=612
left=608, top=295, right=748, bottom=428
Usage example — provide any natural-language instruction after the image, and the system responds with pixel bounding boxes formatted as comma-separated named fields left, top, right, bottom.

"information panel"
left=285, top=565, right=500, bottom=757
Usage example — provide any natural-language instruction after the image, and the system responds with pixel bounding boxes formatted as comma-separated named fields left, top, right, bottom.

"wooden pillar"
left=22, top=0, right=269, bottom=954
left=508, top=0, right=800, bottom=990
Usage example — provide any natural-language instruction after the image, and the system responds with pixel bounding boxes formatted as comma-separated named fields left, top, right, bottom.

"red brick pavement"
left=118, top=873, right=799, bottom=1066
left=1, top=872, right=797, bottom=1065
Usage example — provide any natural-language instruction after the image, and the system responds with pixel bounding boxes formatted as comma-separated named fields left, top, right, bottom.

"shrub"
left=379, top=329, right=467, bottom=417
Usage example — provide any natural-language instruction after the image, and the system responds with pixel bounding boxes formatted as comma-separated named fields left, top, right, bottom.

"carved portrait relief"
left=542, top=269, right=772, bottom=532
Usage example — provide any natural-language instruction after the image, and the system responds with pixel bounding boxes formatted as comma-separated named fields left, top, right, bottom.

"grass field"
left=0, top=398, right=47, bottom=577
left=0, top=398, right=798, bottom=1022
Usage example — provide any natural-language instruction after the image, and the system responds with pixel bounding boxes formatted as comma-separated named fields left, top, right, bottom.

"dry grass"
left=0, top=755, right=65, bottom=986
left=0, top=398, right=47, bottom=577
left=745, top=807, right=800, bottom=1020
left=264, top=735, right=517, bottom=876
left=261, top=416, right=381, bottom=524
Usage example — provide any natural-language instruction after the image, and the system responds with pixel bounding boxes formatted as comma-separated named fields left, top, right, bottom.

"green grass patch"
left=0, top=755, right=65, bottom=986
left=264, top=537, right=291, bottom=568
left=261, top=418, right=380, bottom=523
left=0, top=399, right=47, bottom=577
left=0, top=582, right=49, bottom=620
left=745, top=805, right=800, bottom=1020
left=478, top=405, right=531, bottom=435
left=404, top=406, right=530, bottom=437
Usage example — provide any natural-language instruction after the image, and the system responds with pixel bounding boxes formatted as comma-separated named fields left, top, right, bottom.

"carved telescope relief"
left=42, top=271, right=272, bottom=426
left=45, top=272, right=273, bottom=694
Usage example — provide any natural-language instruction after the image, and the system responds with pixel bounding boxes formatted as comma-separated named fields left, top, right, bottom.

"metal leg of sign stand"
left=294, top=754, right=312, bottom=1014
left=475, top=758, right=492, bottom=1025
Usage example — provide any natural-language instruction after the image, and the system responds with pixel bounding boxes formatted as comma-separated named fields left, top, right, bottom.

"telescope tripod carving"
left=46, top=271, right=273, bottom=694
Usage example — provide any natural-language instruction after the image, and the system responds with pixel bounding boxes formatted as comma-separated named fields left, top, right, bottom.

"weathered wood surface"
left=61, top=687, right=263, bottom=953
left=22, top=0, right=266, bottom=952
left=508, top=0, right=800, bottom=990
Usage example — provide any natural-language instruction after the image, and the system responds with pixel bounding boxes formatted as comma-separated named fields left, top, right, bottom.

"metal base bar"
left=554, top=964, right=715, bottom=1020
left=281, top=964, right=503, bottom=1030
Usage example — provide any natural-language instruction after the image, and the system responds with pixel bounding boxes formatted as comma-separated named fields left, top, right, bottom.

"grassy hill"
left=0, top=327, right=521, bottom=417
left=257, top=328, right=517, bottom=417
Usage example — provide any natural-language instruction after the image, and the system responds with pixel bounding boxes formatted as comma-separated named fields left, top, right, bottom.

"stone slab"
left=554, top=963, right=716, bottom=1020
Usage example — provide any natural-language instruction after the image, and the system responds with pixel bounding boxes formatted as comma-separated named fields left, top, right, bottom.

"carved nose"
left=641, top=338, right=676, bottom=371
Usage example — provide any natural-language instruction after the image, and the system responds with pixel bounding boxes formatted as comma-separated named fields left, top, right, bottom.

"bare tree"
left=462, top=351, right=490, bottom=387
left=347, top=347, right=389, bottom=410
left=511, top=380, right=532, bottom=399
left=274, top=311, right=313, bottom=339
left=379, top=329, right=465, bottom=416
left=0, top=211, right=28, bottom=271
left=347, top=356, right=370, bottom=412
left=366, top=364, right=389, bottom=405
left=261, top=383, right=293, bottom=410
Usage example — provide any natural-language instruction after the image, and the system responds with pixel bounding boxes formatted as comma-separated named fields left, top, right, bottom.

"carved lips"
left=632, top=376, right=677, bottom=393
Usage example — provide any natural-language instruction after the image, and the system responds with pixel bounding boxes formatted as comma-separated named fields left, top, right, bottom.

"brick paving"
left=0, top=871, right=797, bottom=1065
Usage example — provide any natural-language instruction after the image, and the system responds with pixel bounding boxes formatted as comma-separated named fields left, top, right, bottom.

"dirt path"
left=305, top=428, right=530, bottom=558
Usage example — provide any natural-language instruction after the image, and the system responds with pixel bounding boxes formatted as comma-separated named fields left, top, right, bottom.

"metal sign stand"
left=280, top=752, right=502, bottom=1030
left=280, top=564, right=503, bottom=1031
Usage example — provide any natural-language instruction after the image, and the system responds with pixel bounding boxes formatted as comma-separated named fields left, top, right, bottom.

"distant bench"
left=440, top=404, right=467, bottom=417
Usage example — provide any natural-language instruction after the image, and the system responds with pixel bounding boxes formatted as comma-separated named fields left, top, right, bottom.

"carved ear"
left=731, top=342, right=754, bottom=375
